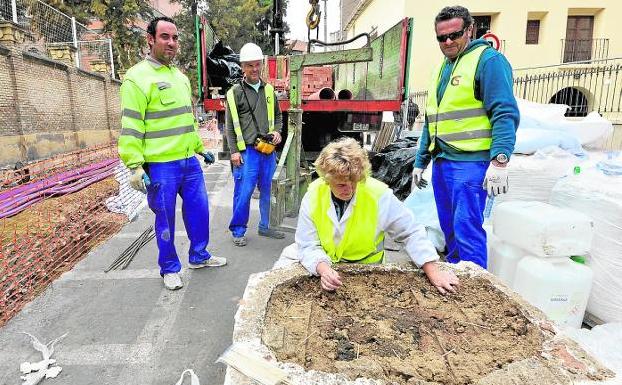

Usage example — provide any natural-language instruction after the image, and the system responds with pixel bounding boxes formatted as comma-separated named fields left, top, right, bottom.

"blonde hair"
left=314, top=137, right=370, bottom=183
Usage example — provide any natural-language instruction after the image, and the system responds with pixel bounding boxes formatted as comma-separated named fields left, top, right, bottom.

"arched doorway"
left=549, top=87, right=589, bottom=117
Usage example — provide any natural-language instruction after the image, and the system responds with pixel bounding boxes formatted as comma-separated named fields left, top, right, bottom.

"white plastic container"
left=487, top=234, right=526, bottom=288
left=492, top=201, right=593, bottom=257
left=513, top=256, right=593, bottom=328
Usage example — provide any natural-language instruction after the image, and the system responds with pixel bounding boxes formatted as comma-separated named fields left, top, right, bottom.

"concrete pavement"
left=0, top=160, right=294, bottom=385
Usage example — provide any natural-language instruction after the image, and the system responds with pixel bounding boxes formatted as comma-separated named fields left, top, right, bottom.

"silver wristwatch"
left=495, top=153, right=509, bottom=164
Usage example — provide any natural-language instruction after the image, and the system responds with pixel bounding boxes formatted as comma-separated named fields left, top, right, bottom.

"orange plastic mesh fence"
left=0, top=144, right=127, bottom=326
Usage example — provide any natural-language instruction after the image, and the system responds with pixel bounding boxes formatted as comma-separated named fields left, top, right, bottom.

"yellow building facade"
left=343, top=0, right=621, bottom=91
left=341, top=0, right=622, bottom=148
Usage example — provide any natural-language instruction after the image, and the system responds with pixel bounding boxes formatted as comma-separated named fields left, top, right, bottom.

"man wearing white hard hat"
left=225, top=42, right=285, bottom=247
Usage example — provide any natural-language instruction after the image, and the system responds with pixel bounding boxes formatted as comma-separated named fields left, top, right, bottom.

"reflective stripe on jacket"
left=426, top=45, right=492, bottom=153
left=118, top=57, right=204, bottom=168
left=308, top=177, right=388, bottom=264
left=226, top=83, right=275, bottom=151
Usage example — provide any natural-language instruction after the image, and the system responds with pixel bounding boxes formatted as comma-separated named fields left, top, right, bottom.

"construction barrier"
left=0, top=144, right=127, bottom=326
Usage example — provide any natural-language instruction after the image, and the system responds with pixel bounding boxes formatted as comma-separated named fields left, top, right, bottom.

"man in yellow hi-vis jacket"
left=413, top=6, right=519, bottom=269
left=225, top=42, right=285, bottom=247
left=118, top=17, right=226, bottom=291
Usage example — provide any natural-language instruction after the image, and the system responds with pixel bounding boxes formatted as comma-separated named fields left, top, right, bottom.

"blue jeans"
left=145, top=157, right=212, bottom=275
left=432, top=158, right=488, bottom=268
left=229, top=147, right=276, bottom=237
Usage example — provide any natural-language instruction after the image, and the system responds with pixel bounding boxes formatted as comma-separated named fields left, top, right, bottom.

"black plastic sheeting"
left=205, top=41, right=243, bottom=93
left=371, top=137, right=418, bottom=201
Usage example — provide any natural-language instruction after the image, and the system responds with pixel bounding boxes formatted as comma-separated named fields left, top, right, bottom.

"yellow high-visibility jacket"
left=118, top=57, right=204, bottom=168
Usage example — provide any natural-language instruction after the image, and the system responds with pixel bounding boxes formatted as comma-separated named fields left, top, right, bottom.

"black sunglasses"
left=436, top=28, right=466, bottom=43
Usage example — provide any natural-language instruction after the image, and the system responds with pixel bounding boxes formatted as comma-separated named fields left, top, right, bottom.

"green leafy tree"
left=170, top=1, right=199, bottom=96
left=43, top=0, right=90, bottom=22
left=204, top=0, right=269, bottom=52
left=90, top=0, right=153, bottom=72
left=43, top=0, right=153, bottom=73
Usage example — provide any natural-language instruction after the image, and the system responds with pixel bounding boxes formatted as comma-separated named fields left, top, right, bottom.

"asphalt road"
left=0, top=160, right=294, bottom=385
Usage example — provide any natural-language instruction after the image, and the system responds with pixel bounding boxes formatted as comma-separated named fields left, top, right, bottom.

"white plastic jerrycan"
left=487, top=233, right=527, bottom=288
left=492, top=201, right=593, bottom=257
left=513, top=256, right=593, bottom=328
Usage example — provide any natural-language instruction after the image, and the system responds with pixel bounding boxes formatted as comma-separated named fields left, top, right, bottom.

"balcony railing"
left=414, top=57, right=622, bottom=121
left=561, top=38, right=609, bottom=63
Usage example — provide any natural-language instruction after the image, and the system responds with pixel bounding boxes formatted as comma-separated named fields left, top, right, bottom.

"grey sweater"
left=225, top=80, right=283, bottom=154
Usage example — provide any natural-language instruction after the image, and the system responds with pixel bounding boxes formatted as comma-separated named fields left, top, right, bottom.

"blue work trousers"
left=145, top=157, right=212, bottom=275
left=229, top=147, right=276, bottom=237
left=432, top=158, right=488, bottom=268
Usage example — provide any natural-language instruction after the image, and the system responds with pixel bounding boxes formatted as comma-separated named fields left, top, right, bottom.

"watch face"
left=496, top=154, right=508, bottom=163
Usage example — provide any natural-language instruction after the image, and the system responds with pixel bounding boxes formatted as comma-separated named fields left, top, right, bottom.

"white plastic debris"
left=44, top=367, right=62, bottom=378
left=516, top=98, right=614, bottom=151
left=20, top=359, right=55, bottom=374
left=105, top=163, right=147, bottom=221
left=19, top=332, right=67, bottom=385
left=175, top=369, right=200, bottom=385
left=564, top=323, right=622, bottom=384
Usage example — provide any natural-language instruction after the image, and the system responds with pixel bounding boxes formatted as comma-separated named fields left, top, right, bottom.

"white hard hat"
left=239, top=43, right=263, bottom=62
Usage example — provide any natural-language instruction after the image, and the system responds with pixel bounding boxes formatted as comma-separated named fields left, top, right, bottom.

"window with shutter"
left=526, top=20, right=540, bottom=44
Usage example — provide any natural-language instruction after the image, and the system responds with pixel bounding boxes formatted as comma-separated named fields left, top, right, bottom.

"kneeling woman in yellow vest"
left=274, top=137, right=459, bottom=294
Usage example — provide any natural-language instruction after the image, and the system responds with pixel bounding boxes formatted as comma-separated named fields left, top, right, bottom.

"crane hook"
left=306, top=0, right=321, bottom=30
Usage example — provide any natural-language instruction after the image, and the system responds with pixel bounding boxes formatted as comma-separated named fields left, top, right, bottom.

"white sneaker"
left=163, top=273, right=183, bottom=290
left=189, top=256, right=227, bottom=269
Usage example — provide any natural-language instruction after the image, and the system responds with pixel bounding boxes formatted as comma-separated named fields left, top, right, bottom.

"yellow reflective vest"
left=118, top=57, right=204, bottom=169
left=226, top=83, right=275, bottom=151
left=308, top=177, right=388, bottom=264
left=426, top=45, right=492, bottom=152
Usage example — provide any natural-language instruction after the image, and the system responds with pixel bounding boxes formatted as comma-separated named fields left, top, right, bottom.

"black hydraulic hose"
left=308, top=33, right=371, bottom=52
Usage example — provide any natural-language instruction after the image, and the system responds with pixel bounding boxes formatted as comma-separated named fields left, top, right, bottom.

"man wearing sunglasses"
left=412, top=6, right=519, bottom=269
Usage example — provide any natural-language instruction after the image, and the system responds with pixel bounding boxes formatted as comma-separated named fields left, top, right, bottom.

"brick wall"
left=0, top=46, right=20, bottom=137
left=0, top=37, right=121, bottom=167
left=21, top=54, right=74, bottom=135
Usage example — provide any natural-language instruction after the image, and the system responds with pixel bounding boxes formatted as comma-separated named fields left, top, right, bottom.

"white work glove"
left=411, top=167, right=428, bottom=190
left=129, top=166, right=148, bottom=193
left=483, top=163, right=508, bottom=196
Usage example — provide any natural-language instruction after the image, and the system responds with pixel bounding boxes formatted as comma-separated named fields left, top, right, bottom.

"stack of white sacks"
left=484, top=99, right=622, bottom=327
left=496, top=148, right=581, bottom=203
left=549, top=158, right=622, bottom=325
left=498, top=98, right=613, bottom=204
left=488, top=201, right=595, bottom=328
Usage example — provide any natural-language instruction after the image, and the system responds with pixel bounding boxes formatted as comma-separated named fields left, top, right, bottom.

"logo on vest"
left=450, top=75, right=462, bottom=86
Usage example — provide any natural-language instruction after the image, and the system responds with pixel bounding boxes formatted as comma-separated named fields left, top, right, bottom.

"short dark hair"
left=434, top=6, right=473, bottom=29
left=147, top=16, right=176, bottom=37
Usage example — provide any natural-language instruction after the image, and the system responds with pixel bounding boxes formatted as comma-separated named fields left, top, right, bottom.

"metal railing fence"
left=411, top=58, right=622, bottom=149
left=0, top=0, right=115, bottom=78
left=412, top=57, right=622, bottom=123
left=561, top=38, right=609, bottom=63
left=513, top=58, right=622, bottom=122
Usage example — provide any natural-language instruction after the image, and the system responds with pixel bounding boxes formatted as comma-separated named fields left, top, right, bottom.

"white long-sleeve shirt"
left=296, top=188, right=439, bottom=275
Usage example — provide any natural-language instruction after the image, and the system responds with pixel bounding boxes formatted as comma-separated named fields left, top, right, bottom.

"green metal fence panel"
left=204, top=22, right=216, bottom=54
left=334, top=20, right=404, bottom=100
